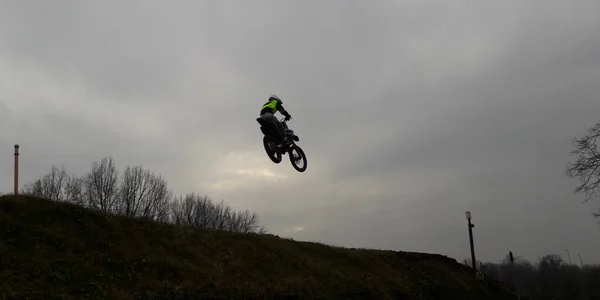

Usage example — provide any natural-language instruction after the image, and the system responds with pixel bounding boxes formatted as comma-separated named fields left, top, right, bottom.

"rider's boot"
left=278, top=137, right=288, bottom=148
left=278, top=128, right=289, bottom=145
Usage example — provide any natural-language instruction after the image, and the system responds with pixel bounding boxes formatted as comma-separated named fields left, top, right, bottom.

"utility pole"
left=509, top=251, right=521, bottom=300
left=14, top=144, right=19, bottom=196
left=465, top=211, right=476, bottom=271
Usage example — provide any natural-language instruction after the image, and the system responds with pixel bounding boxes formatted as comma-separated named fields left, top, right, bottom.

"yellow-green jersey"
left=260, top=100, right=291, bottom=118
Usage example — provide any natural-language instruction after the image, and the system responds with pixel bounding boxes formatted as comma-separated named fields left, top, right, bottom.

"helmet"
left=269, top=94, right=282, bottom=104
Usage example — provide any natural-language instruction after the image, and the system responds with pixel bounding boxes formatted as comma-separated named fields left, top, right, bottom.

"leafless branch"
left=83, top=156, right=119, bottom=213
left=566, top=121, right=600, bottom=210
left=168, top=193, right=264, bottom=233
left=18, top=156, right=267, bottom=234
left=116, top=165, right=172, bottom=221
left=21, top=165, right=68, bottom=201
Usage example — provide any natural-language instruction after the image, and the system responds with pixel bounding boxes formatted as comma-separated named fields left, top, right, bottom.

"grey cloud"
left=328, top=9, right=600, bottom=181
left=1, top=2, right=210, bottom=103
left=0, top=104, right=201, bottom=195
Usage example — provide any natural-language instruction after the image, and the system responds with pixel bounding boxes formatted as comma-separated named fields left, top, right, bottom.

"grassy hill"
left=0, top=195, right=520, bottom=299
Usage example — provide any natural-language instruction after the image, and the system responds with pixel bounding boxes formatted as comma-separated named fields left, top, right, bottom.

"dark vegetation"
left=0, top=195, right=519, bottom=299
left=465, top=255, right=600, bottom=300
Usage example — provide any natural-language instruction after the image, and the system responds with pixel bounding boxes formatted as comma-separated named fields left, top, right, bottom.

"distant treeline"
left=464, top=254, right=600, bottom=300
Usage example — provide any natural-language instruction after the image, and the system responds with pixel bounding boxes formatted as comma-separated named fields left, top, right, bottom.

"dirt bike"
left=255, top=116, right=307, bottom=172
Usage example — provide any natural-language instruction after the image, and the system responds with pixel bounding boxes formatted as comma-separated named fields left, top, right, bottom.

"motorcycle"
left=255, top=116, right=307, bottom=172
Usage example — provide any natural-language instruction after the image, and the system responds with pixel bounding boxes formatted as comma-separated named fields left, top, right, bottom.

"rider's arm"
left=277, top=102, right=291, bottom=119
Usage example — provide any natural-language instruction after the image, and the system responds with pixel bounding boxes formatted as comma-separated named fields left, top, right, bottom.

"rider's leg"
left=260, top=113, right=286, bottom=142
left=274, top=120, right=288, bottom=143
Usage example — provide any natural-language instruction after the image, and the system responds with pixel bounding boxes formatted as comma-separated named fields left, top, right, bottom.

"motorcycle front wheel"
left=288, top=145, right=307, bottom=172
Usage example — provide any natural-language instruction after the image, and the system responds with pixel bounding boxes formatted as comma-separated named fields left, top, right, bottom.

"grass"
left=0, top=195, right=520, bottom=299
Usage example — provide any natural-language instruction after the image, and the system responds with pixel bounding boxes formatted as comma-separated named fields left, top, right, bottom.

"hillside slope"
left=0, top=195, right=519, bottom=300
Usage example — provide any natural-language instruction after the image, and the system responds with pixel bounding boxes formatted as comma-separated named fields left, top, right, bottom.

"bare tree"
left=83, top=157, right=119, bottom=213
left=116, top=165, right=172, bottom=221
left=21, top=165, right=68, bottom=201
left=227, top=209, right=265, bottom=234
left=566, top=121, right=600, bottom=217
left=169, top=193, right=265, bottom=233
left=209, top=199, right=231, bottom=231
left=21, top=179, right=43, bottom=197
left=170, top=193, right=215, bottom=228
left=18, top=156, right=267, bottom=234
left=64, top=175, right=85, bottom=206
left=44, top=165, right=68, bottom=201
left=537, top=254, right=565, bottom=299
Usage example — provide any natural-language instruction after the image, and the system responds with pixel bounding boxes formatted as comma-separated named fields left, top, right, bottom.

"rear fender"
left=259, top=124, right=280, bottom=138
left=256, top=117, right=267, bottom=126
left=260, top=126, right=270, bottom=136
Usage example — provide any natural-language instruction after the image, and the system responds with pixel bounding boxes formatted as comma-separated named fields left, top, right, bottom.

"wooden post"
left=14, top=144, right=19, bottom=196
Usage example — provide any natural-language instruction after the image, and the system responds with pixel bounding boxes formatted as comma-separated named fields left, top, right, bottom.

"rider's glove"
left=285, top=115, right=292, bottom=121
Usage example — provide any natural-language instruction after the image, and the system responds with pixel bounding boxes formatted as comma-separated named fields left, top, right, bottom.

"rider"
left=259, top=94, right=292, bottom=144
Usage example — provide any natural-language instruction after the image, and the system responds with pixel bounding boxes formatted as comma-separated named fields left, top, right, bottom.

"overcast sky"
left=2, top=0, right=600, bottom=264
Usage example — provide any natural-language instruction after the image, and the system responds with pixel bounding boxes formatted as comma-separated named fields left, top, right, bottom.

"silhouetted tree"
left=227, top=209, right=265, bottom=233
left=537, top=254, right=564, bottom=299
left=64, top=175, right=85, bottom=206
left=169, top=193, right=265, bottom=233
left=116, top=165, right=172, bottom=222
left=170, top=194, right=215, bottom=228
left=21, top=157, right=267, bottom=235
left=566, top=121, right=600, bottom=218
left=83, top=157, right=119, bottom=213
left=21, top=165, right=68, bottom=201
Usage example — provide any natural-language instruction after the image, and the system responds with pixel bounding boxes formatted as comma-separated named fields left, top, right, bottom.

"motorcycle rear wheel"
left=263, top=136, right=282, bottom=164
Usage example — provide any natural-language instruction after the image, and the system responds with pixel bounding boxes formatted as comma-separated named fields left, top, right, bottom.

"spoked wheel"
left=263, top=136, right=282, bottom=164
left=288, top=145, right=307, bottom=172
